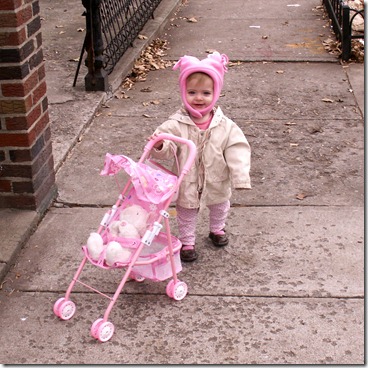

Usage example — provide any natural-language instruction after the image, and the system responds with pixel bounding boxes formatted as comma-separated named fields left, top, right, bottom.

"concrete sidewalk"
left=0, top=0, right=364, bottom=364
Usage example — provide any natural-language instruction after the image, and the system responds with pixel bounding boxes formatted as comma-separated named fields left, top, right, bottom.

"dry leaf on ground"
left=120, top=38, right=173, bottom=91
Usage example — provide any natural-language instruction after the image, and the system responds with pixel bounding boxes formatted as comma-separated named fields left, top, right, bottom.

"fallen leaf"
left=228, top=61, right=241, bottom=67
left=322, top=38, right=342, bottom=55
left=307, top=125, right=323, bottom=134
left=285, top=121, right=296, bottom=126
left=77, top=27, right=85, bottom=32
left=296, top=193, right=308, bottom=200
left=187, top=17, right=198, bottom=23
left=290, top=143, right=299, bottom=147
left=150, top=61, right=160, bottom=70
left=276, top=70, right=284, bottom=74
left=114, top=91, right=129, bottom=99
left=143, top=114, right=151, bottom=118
left=138, top=34, right=148, bottom=40
left=120, top=38, right=173, bottom=91
left=322, top=98, right=334, bottom=103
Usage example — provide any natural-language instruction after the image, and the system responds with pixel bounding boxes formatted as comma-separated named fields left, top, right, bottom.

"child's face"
left=185, top=73, right=214, bottom=113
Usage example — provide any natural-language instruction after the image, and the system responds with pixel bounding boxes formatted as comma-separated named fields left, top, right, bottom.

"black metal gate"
left=75, top=0, right=162, bottom=91
left=322, top=0, right=364, bottom=61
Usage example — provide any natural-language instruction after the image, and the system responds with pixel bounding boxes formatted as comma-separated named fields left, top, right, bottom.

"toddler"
left=148, top=52, right=251, bottom=262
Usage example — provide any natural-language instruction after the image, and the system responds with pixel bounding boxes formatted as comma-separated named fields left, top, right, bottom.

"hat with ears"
left=173, top=52, right=229, bottom=118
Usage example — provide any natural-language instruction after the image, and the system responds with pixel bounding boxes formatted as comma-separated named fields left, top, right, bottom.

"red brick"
left=1, top=163, right=32, bottom=178
left=1, top=69, right=39, bottom=97
left=0, top=195, right=36, bottom=209
left=37, top=63, right=45, bottom=81
left=0, top=180, right=12, bottom=192
left=0, top=132, right=30, bottom=147
left=0, top=27, right=27, bottom=47
left=0, top=5, right=32, bottom=27
left=30, top=139, right=52, bottom=175
left=0, top=0, right=23, bottom=11
left=4, top=103, right=42, bottom=130
left=12, top=180, right=34, bottom=193
left=32, top=80, right=46, bottom=105
left=9, top=148, right=32, bottom=162
left=27, top=110, right=49, bottom=145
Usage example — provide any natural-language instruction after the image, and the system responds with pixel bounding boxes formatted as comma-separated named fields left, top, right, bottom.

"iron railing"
left=322, top=0, right=364, bottom=61
left=75, top=0, right=162, bottom=91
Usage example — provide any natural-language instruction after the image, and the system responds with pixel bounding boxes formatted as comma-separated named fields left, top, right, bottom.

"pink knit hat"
left=173, top=52, right=229, bottom=118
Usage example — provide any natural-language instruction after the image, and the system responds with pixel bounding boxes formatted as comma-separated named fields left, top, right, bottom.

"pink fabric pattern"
left=100, top=153, right=178, bottom=204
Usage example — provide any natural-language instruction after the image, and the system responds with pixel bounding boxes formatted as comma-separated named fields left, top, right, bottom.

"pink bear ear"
left=207, top=52, right=229, bottom=72
left=172, top=58, right=182, bottom=71
left=220, top=53, right=229, bottom=70
left=173, top=55, right=201, bottom=71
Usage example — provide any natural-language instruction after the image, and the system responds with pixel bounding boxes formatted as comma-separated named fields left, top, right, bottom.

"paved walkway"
left=0, top=0, right=364, bottom=364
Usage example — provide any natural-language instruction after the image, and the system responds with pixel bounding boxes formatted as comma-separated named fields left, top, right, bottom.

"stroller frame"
left=53, top=134, right=197, bottom=342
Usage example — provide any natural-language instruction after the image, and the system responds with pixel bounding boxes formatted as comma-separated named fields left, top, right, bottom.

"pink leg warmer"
left=176, top=205, right=199, bottom=245
left=207, top=200, right=230, bottom=234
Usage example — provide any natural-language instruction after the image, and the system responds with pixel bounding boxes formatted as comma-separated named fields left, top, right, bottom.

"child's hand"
left=147, top=132, right=163, bottom=150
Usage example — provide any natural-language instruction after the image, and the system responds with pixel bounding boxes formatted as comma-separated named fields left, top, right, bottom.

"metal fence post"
left=82, top=0, right=108, bottom=91
left=341, top=4, right=351, bottom=61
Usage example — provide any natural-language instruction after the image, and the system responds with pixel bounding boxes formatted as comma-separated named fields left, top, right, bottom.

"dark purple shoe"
left=180, top=244, right=198, bottom=262
left=209, top=230, right=229, bottom=247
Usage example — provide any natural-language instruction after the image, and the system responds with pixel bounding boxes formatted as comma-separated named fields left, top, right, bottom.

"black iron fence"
left=74, top=0, right=162, bottom=91
left=322, top=0, right=364, bottom=61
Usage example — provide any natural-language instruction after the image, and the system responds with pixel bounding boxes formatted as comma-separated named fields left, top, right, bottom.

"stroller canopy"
left=101, top=153, right=178, bottom=204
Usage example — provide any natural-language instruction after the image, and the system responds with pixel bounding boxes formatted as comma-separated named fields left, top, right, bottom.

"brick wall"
left=0, top=0, right=56, bottom=210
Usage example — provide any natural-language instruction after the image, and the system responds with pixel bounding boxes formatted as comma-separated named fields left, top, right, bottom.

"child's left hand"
left=147, top=133, right=163, bottom=150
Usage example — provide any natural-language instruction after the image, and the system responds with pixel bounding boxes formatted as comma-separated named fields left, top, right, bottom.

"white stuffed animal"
left=86, top=232, right=104, bottom=261
left=119, top=204, right=149, bottom=236
left=109, top=220, right=140, bottom=238
left=105, top=241, right=131, bottom=266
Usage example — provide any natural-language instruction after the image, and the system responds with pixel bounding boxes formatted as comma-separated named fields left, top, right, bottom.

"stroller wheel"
left=172, top=281, right=188, bottom=301
left=130, top=272, right=145, bottom=283
left=97, top=321, right=115, bottom=342
left=91, top=318, right=103, bottom=339
left=53, top=297, right=65, bottom=317
left=57, top=299, right=76, bottom=320
left=166, top=280, right=175, bottom=298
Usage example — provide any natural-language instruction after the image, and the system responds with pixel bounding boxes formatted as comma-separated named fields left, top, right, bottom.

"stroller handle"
left=144, top=133, right=197, bottom=174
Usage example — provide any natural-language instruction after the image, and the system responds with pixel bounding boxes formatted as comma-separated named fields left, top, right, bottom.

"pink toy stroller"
left=53, top=133, right=196, bottom=342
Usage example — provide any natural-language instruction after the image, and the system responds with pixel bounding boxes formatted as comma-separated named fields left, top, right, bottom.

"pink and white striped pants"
left=176, top=200, right=230, bottom=245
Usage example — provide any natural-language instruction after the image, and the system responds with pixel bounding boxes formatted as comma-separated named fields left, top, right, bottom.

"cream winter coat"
left=151, top=106, right=251, bottom=208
